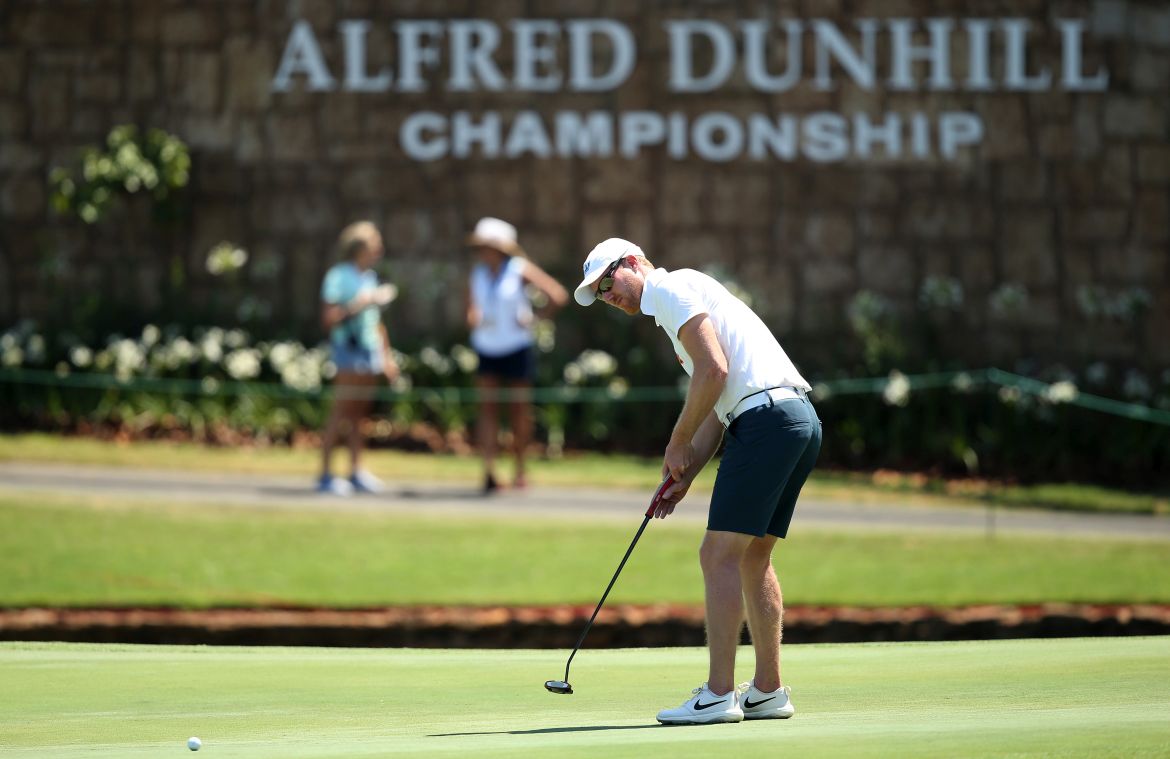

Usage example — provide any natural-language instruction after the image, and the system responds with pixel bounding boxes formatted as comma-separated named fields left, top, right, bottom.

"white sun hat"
left=466, top=217, right=525, bottom=257
left=573, top=238, right=645, bottom=306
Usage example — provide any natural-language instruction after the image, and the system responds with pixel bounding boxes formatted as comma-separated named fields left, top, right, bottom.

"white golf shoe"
left=739, top=681, right=795, bottom=720
left=656, top=683, right=744, bottom=725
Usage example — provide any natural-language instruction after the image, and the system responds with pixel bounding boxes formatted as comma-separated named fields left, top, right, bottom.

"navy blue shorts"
left=476, top=346, right=535, bottom=382
left=708, top=393, right=822, bottom=538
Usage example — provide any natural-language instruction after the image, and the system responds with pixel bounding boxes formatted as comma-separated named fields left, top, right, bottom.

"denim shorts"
left=708, top=393, right=822, bottom=538
left=330, top=340, right=384, bottom=374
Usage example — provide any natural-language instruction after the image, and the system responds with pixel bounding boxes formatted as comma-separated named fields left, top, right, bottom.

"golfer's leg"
left=700, top=529, right=754, bottom=695
left=741, top=535, right=783, bottom=692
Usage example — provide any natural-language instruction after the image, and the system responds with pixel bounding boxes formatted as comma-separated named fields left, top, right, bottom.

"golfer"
left=574, top=238, right=821, bottom=725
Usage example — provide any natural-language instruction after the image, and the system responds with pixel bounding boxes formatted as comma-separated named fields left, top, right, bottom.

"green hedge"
left=2, top=320, right=1168, bottom=488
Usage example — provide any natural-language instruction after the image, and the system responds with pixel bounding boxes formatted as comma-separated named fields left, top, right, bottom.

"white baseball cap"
left=574, top=238, right=645, bottom=307
left=466, top=217, right=525, bottom=257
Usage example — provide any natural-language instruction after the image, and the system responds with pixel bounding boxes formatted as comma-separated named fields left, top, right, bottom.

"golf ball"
left=187, top=736, right=202, bottom=751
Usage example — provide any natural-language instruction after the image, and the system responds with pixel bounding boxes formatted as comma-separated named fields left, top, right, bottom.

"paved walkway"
left=1, top=462, right=1167, bottom=541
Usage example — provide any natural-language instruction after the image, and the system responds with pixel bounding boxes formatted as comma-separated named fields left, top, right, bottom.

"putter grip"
left=645, top=475, right=676, bottom=517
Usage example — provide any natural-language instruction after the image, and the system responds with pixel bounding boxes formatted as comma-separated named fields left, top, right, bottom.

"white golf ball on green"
left=187, top=736, right=202, bottom=751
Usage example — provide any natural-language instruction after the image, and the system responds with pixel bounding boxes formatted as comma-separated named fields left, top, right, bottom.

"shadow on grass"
left=431, top=724, right=664, bottom=736
left=256, top=486, right=485, bottom=501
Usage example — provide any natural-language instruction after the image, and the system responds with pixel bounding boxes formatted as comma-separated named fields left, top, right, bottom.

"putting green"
left=2, top=638, right=1167, bottom=757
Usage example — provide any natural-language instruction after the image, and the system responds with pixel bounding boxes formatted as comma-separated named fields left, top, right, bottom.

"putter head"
left=544, top=680, right=573, bottom=694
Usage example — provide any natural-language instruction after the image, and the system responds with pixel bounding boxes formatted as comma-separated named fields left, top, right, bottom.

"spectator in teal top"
left=317, top=221, right=399, bottom=496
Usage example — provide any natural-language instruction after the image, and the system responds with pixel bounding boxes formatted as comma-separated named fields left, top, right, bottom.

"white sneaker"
left=739, top=681, right=795, bottom=720
left=656, top=683, right=743, bottom=725
left=317, top=475, right=353, bottom=496
left=349, top=469, right=386, bottom=494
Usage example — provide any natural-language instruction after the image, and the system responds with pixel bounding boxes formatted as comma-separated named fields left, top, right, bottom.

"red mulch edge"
left=2, top=603, right=1168, bottom=647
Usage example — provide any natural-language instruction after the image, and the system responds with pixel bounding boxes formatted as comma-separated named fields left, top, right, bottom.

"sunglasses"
left=595, top=258, right=623, bottom=300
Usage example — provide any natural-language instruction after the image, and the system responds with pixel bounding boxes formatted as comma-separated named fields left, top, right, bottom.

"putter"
left=545, top=474, right=676, bottom=695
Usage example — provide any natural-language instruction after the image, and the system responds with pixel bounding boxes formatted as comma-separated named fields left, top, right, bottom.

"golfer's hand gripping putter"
left=545, top=475, right=675, bottom=695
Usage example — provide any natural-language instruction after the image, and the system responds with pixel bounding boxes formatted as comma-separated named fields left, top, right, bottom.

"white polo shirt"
left=639, top=267, right=810, bottom=424
left=469, top=256, right=535, bottom=357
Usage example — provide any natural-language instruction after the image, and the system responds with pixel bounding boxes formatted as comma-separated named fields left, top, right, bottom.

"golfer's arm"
left=670, top=314, right=728, bottom=449
left=689, top=411, right=724, bottom=472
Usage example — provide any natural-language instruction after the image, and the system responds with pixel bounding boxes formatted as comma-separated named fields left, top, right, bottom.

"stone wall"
left=0, top=0, right=1167, bottom=368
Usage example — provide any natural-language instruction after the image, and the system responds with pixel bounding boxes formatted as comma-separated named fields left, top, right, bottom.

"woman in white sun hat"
left=465, top=217, right=568, bottom=494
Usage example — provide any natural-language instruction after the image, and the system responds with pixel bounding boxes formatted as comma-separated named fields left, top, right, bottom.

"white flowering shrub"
left=882, top=370, right=911, bottom=407
left=49, top=125, right=190, bottom=225
left=1, top=319, right=1167, bottom=485
left=0, top=321, right=338, bottom=444
left=206, top=242, right=248, bottom=276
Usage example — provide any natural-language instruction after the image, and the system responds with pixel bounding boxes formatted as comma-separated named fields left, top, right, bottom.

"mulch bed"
left=3, top=603, right=1168, bottom=647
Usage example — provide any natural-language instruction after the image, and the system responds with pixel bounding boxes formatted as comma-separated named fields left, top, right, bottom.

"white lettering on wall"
left=400, top=112, right=448, bottom=161
left=504, top=111, right=554, bottom=157
left=741, top=20, right=803, bottom=93
left=397, top=110, right=990, bottom=162
left=340, top=20, right=392, bottom=92
left=854, top=112, right=901, bottom=158
left=803, top=113, right=851, bottom=162
left=447, top=20, right=506, bottom=91
left=747, top=114, right=798, bottom=160
left=1058, top=19, right=1108, bottom=90
left=939, top=112, right=984, bottom=157
left=888, top=18, right=954, bottom=90
left=567, top=20, right=636, bottom=92
left=273, top=16, right=1110, bottom=96
left=396, top=21, right=444, bottom=93
left=813, top=20, right=879, bottom=91
left=272, top=20, right=335, bottom=92
left=554, top=112, right=615, bottom=155
left=510, top=20, right=562, bottom=91
left=666, top=20, right=736, bottom=92
left=269, top=16, right=1110, bottom=164
left=620, top=111, right=667, bottom=157
left=1002, top=19, right=1051, bottom=91
left=692, top=112, right=744, bottom=161
left=451, top=111, right=501, bottom=157
left=963, top=20, right=995, bottom=91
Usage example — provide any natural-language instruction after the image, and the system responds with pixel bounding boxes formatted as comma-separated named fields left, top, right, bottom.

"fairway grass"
left=2, top=491, right=1170, bottom=607
left=1, top=638, right=1168, bottom=758
left=3, top=432, right=1165, bottom=514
